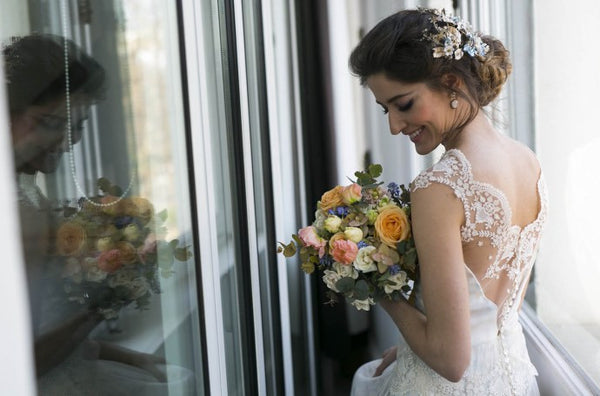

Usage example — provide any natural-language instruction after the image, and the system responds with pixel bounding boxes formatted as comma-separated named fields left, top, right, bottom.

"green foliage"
left=277, top=240, right=297, bottom=257
left=336, top=277, right=355, bottom=294
left=354, top=163, right=384, bottom=187
left=354, top=279, right=370, bottom=300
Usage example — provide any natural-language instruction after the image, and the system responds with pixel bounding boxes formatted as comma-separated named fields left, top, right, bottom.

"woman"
left=349, top=9, right=546, bottom=395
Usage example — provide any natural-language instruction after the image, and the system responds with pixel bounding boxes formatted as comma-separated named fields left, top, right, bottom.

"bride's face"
left=366, top=73, right=459, bottom=155
left=11, top=96, right=89, bottom=174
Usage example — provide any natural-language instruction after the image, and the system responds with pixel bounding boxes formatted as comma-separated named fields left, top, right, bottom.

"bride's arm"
left=34, top=310, right=103, bottom=376
left=380, top=183, right=471, bottom=382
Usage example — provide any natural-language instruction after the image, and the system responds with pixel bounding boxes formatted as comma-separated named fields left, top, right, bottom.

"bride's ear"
left=441, top=73, right=463, bottom=91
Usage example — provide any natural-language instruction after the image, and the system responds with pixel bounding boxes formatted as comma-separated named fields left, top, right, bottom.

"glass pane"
left=2, top=0, right=205, bottom=394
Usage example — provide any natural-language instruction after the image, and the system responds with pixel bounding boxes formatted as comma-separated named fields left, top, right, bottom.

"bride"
left=349, top=9, right=546, bottom=395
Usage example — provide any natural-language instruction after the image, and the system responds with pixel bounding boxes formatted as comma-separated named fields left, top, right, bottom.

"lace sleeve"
left=410, top=151, right=470, bottom=203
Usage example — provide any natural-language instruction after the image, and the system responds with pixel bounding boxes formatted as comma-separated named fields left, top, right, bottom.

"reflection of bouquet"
left=55, top=178, right=191, bottom=319
left=278, top=165, right=418, bottom=311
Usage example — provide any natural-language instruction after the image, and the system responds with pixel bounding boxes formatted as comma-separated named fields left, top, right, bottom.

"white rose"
left=107, top=269, right=136, bottom=287
left=122, top=224, right=141, bottom=242
left=313, top=209, right=327, bottom=231
left=62, top=258, right=83, bottom=283
left=353, top=246, right=377, bottom=273
left=333, top=262, right=358, bottom=279
left=85, top=266, right=108, bottom=282
left=344, top=227, right=363, bottom=243
left=128, top=277, right=150, bottom=299
left=351, top=297, right=374, bottom=311
left=324, top=216, right=342, bottom=233
left=322, top=269, right=341, bottom=292
left=96, top=236, right=114, bottom=252
left=384, top=271, right=408, bottom=294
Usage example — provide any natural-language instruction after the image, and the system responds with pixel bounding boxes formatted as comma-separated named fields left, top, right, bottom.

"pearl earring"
left=450, top=91, right=458, bottom=109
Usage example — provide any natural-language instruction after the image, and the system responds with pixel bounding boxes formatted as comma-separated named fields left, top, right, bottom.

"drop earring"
left=450, top=91, right=458, bottom=109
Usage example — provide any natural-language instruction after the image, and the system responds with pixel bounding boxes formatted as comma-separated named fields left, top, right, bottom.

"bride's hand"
left=373, top=346, right=397, bottom=377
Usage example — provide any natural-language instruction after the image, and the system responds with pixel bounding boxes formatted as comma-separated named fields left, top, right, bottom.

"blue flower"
left=463, top=44, right=476, bottom=57
left=387, top=182, right=401, bottom=201
left=328, top=206, right=350, bottom=217
left=114, top=216, right=134, bottom=229
left=357, top=241, right=369, bottom=249
left=388, top=265, right=401, bottom=275
left=319, top=255, right=334, bottom=267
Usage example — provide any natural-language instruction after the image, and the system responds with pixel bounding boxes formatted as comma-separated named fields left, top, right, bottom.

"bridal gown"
left=351, top=149, right=548, bottom=396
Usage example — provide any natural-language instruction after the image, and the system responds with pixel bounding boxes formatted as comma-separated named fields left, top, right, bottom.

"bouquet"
left=55, top=178, right=191, bottom=319
left=278, top=164, right=418, bottom=311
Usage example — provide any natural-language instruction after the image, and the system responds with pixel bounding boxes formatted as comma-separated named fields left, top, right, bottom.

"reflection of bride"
left=5, top=34, right=192, bottom=394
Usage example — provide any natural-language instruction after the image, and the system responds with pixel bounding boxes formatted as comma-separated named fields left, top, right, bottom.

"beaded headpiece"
left=422, top=8, right=489, bottom=61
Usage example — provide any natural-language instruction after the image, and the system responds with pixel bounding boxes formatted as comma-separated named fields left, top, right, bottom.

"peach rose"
left=341, top=183, right=362, bottom=205
left=319, top=185, right=345, bottom=211
left=97, top=249, right=123, bottom=273
left=330, top=239, right=359, bottom=265
left=298, top=226, right=326, bottom=257
left=374, top=205, right=411, bottom=247
left=328, top=232, right=346, bottom=249
left=56, top=222, right=87, bottom=256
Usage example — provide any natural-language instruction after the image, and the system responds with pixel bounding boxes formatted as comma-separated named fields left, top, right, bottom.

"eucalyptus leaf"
left=336, top=277, right=355, bottom=293
left=368, top=164, right=383, bottom=178
left=354, top=279, right=370, bottom=300
left=174, top=247, right=192, bottom=261
left=301, top=262, right=315, bottom=274
left=157, top=209, right=168, bottom=222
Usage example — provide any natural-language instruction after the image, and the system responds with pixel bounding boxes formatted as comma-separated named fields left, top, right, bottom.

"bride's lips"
left=406, top=127, right=424, bottom=143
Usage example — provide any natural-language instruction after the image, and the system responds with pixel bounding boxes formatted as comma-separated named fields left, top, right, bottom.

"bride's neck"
left=444, top=112, right=497, bottom=150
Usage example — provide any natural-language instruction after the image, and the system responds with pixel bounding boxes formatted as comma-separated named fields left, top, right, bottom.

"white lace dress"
left=351, top=149, right=548, bottom=396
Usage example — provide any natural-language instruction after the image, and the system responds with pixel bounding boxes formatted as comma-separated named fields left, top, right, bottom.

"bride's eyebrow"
left=376, top=92, right=413, bottom=106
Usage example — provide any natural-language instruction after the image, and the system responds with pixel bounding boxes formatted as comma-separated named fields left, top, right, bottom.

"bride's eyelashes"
left=379, top=99, right=413, bottom=115
left=396, top=99, right=413, bottom=112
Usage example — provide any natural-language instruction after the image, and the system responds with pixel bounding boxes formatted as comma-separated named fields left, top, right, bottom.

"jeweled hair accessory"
left=422, top=8, right=489, bottom=61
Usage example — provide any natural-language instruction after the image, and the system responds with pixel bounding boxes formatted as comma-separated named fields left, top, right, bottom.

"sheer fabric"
left=352, top=149, right=548, bottom=395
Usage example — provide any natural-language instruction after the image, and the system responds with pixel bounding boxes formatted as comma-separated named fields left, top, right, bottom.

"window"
left=532, top=0, right=600, bottom=388
left=2, top=0, right=205, bottom=393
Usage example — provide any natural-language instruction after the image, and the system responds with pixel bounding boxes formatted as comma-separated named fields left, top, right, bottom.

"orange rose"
left=374, top=205, right=411, bottom=247
left=115, top=241, right=138, bottom=264
left=319, top=185, right=345, bottom=211
left=128, top=197, right=155, bottom=224
left=56, top=222, right=87, bottom=256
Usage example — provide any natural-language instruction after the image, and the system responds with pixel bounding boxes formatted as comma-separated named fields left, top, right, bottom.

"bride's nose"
left=388, top=113, right=407, bottom=135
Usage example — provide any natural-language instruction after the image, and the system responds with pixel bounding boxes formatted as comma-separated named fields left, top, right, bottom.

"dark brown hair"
left=2, top=34, right=106, bottom=115
left=349, top=9, right=512, bottom=117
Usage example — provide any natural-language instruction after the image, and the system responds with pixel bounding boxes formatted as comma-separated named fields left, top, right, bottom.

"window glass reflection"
left=2, top=1, right=204, bottom=394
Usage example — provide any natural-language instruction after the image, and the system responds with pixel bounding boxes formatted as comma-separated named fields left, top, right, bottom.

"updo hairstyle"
left=349, top=9, right=512, bottom=113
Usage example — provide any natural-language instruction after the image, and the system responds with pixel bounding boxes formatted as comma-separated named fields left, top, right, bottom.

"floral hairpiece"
left=422, top=8, right=489, bottom=61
